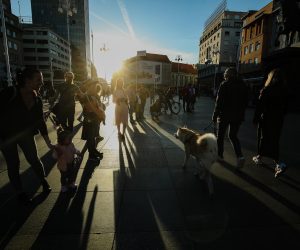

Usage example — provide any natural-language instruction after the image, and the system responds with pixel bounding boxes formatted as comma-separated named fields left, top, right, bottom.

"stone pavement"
left=0, top=97, right=300, bottom=250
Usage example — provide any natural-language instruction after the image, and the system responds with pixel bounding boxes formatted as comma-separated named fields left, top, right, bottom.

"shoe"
left=95, top=136, right=104, bottom=144
left=17, top=192, right=32, bottom=205
left=88, top=155, right=100, bottom=161
left=252, top=155, right=263, bottom=165
left=61, top=185, right=68, bottom=193
left=42, top=180, right=52, bottom=193
left=94, top=150, right=103, bottom=159
left=69, top=183, right=78, bottom=191
left=274, top=163, right=287, bottom=178
left=236, top=157, right=245, bottom=169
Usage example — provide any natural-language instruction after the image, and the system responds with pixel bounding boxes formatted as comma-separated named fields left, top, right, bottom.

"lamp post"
left=174, top=55, right=182, bottom=96
left=58, top=0, right=77, bottom=72
left=1, top=0, right=12, bottom=86
left=100, top=44, right=109, bottom=80
left=211, top=50, right=220, bottom=96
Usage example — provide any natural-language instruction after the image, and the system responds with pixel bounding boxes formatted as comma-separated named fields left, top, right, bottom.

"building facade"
left=239, top=2, right=274, bottom=77
left=122, top=52, right=172, bottom=87
left=0, top=0, right=23, bottom=87
left=171, top=63, right=197, bottom=88
left=22, top=25, right=70, bottom=85
left=31, top=0, right=91, bottom=80
left=197, top=0, right=246, bottom=94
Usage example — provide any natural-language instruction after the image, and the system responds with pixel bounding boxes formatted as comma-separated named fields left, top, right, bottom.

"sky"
left=11, top=0, right=271, bottom=81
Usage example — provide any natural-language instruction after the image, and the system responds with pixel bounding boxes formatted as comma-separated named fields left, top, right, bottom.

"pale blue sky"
left=11, top=0, right=271, bottom=79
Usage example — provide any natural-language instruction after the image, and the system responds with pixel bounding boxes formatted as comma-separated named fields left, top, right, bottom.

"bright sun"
left=93, top=32, right=143, bottom=82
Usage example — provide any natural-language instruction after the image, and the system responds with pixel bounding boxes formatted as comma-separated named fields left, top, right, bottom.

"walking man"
left=212, top=67, right=248, bottom=168
left=57, top=72, right=77, bottom=131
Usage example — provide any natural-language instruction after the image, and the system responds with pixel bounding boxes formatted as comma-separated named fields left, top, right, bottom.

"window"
left=24, top=56, right=36, bottom=61
left=249, top=43, right=254, bottom=53
left=235, top=32, right=240, bottom=37
left=8, top=41, right=12, bottom=48
left=12, top=31, right=16, bottom=38
left=24, top=30, right=34, bottom=35
left=244, top=46, right=248, bottom=55
left=13, top=43, right=18, bottom=50
left=7, top=29, right=11, bottom=36
left=234, top=22, right=242, bottom=28
left=23, top=39, right=34, bottom=43
left=36, top=40, right=48, bottom=44
left=255, top=41, right=261, bottom=51
left=24, top=48, right=35, bottom=52
left=254, top=57, right=259, bottom=64
left=248, top=59, right=252, bottom=63
left=37, top=48, right=49, bottom=53
left=38, top=57, right=49, bottom=61
left=225, top=31, right=230, bottom=36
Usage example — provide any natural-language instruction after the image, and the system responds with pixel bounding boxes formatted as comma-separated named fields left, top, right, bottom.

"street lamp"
left=174, top=55, right=182, bottom=96
left=58, top=0, right=77, bottom=72
left=100, top=44, right=109, bottom=80
left=211, top=50, right=220, bottom=96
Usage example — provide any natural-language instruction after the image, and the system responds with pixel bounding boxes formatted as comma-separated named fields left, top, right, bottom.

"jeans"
left=1, top=134, right=46, bottom=192
left=217, top=120, right=243, bottom=158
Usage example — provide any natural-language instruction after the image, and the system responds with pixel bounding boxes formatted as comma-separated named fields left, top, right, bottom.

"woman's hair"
left=264, top=68, right=285, bottom=87
left=224, top=67, right=237, bottom=80
left=115, top=78, right=124, bottom=90
left=57, top=127, right=72, bottom=144
left=16, top=68, right=41, bottom=87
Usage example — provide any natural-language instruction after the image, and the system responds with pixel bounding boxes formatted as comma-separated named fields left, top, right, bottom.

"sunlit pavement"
left=1, top=97, right=300, bottom=249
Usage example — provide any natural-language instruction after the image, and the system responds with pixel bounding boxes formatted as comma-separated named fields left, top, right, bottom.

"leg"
left=1, top=143, right=22, bottom=193
left=196, top=158, right=206, bottom=179
left=217, top=120, right=228, bottom=158
left=18, top=135, right=50, bottom=191
left=206, top=172, right=214, bottom=196
left=228, top=122, right=243, bottom=158
left=183, top=147, right=190, bottom=169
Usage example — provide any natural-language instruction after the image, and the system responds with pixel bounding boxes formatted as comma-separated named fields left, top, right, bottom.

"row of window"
left=242, top=58, right=259, bottom=64
left=8, top=41, right=18, bottom=50
left=243, top=21, right=262, bottom=42
left=23, top=47, right=68, bottom=59
left=24, top=56, right=69, bottom=65
left=243, top=41, right=261, bottom=55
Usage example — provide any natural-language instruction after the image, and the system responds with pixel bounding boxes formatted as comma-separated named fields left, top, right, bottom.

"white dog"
left=175, top=127, right=218, bottom=195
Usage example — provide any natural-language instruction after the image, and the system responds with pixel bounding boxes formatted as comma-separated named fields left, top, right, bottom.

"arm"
left=253, top=88, right=266, bottom=124
left=36, top=98, right=53, bottom=148
left=212, top=83, right=226, bottom=122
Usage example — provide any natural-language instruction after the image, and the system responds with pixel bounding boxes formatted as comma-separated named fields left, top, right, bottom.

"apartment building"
left=22, top=25, right=70, bottom=84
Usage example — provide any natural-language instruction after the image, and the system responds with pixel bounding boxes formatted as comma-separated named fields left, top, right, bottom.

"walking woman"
left=113, top=79, right=129, bottom=140
left=252, top=68, right=288, bottom=177
left=0, top=68, right=53, bottom=204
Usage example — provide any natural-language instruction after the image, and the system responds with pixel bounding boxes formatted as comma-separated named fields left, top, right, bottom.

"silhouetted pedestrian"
left=212, top=67, right=248, bottom=168
left=56, top=72, right=77, bottom=131
left=0, top=68, right=53, bottom=204
left=252, top=68, right=288, bottom=177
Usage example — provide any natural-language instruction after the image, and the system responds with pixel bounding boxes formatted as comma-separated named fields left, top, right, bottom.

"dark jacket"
left=0, top=86, right=48, bottom=141
left=253, top=85, right=288, bottom=124
left=57, top=83, right=77, bottom=111
left=212, top=78, right=248, bottom=122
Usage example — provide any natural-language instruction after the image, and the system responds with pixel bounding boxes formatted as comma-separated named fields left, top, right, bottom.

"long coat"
left=253, top=85, right=288, bottom=160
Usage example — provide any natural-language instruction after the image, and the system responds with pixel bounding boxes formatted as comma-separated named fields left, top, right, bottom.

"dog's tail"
left=196, top=133, right=217, bottom=154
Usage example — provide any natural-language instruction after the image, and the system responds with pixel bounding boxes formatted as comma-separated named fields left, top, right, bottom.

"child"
left=52, top=129, right=81, bottom=193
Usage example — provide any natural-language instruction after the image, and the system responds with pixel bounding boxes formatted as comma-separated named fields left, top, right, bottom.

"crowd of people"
left=0, top=66, right=289, bottom=204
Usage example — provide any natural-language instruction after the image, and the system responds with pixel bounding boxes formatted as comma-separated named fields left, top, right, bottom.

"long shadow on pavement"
left=112, top=124, right=192, bottom=249
left=142, top=119, right=300, bottom=249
